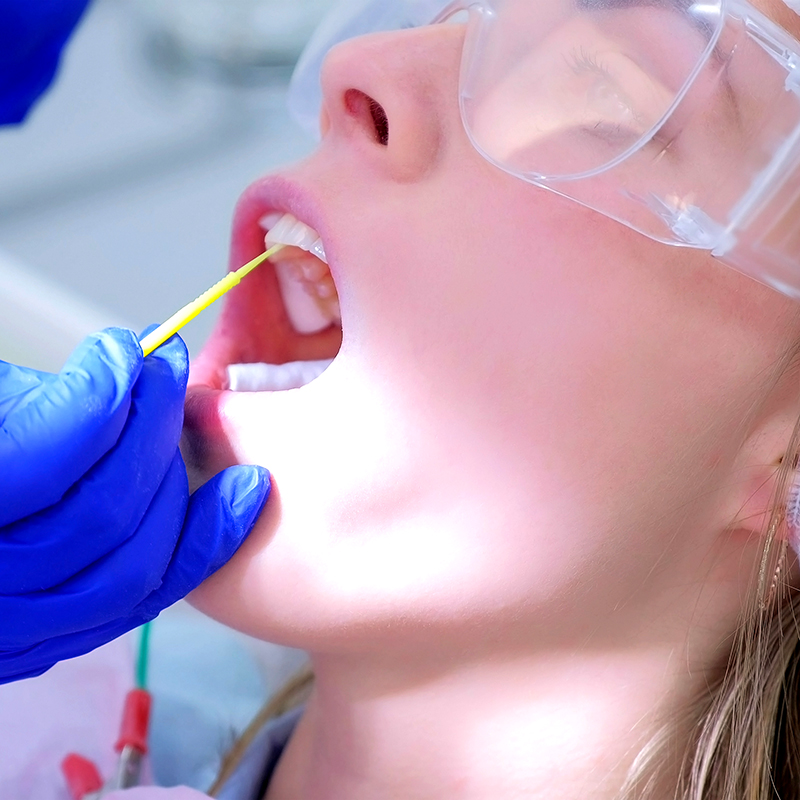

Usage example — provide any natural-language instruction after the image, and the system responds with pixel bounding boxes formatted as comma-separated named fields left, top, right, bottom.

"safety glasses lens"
left=460, top=0, right=723, bottom=179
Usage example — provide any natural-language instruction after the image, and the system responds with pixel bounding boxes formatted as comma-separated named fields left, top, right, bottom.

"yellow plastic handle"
left=139, top=244, right=284, bottom=357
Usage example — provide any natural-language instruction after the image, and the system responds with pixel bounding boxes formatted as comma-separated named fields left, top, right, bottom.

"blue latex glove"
left=0, top=328, right=270, bottom=683
left=0, top=0, right=92, bottom=125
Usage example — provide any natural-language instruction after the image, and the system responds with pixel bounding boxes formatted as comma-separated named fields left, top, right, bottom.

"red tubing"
left=114, top=688, right=152, bottom=754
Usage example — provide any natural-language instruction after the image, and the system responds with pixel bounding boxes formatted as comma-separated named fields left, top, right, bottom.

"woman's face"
left=184, top=3, right=800, bottom=661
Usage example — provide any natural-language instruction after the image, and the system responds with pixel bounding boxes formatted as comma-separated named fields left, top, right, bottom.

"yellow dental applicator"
left=139, top=244, right=285, bottom=358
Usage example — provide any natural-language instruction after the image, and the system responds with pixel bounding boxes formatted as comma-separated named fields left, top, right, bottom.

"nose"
left=318, top=24, right=465, bottom=183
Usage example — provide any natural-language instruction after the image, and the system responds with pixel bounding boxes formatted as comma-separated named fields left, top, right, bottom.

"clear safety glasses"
left=289, top=0, right=800, bottom=299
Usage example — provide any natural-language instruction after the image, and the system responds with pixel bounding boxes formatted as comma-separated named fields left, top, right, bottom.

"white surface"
left=0, top=248, right=126, bottom=372
left=0, top=0, right=319, bottom=366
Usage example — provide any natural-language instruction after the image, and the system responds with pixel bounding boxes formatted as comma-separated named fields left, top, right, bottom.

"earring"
left=761, top=467, right=800, bottom=608
left=786, top=469, right=800, bottom=556
left=760, top=505, right=787, bottom=609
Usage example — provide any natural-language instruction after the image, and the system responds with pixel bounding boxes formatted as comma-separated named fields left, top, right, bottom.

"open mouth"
left=192, top=198, right=344, bottom=395
left=225, top=211, right=343, bottom=392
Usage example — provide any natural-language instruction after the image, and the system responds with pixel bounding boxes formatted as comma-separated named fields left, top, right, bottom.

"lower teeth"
left=227, top=360, right=334, bottom=392
left=274, top=259, right=340, bottom=335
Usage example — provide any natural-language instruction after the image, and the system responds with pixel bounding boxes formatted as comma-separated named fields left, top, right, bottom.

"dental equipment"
left=139, top=244, right=285, bottom=357
left=61, top=689, right=151, bottom=798
left=62, top=625, right=154, bottom=799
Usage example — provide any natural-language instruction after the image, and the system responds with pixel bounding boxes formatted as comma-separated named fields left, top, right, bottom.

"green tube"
left=136, top=622, right=152, bottom=690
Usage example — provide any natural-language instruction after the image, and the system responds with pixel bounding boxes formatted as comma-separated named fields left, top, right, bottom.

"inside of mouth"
left=270, top=244, right=341, bottom=335
left=220, top=220, right=343, bottom=393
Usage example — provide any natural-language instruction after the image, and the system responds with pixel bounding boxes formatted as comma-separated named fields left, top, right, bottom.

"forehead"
left=585, top=0, right=800, bottom=35
left=750, top=0, right=800, bottom=36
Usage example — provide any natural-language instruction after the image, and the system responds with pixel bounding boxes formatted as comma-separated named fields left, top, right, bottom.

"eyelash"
left=567, top=46, right=615, bottom=82
left=565, top=47, right=678, bottom=159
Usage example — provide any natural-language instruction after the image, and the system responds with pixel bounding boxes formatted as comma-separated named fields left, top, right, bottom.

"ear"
left=724, top=411, right=799, bottom=545
left=727, top=461, right=780, bottom=541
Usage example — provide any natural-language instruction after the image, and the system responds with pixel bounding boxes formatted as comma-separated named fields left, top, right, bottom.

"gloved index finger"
left=0, top=328, right=143, bottom=527
left=0, top=334, right=189, bottom=593
left=0, top=0, right=93, bottom=125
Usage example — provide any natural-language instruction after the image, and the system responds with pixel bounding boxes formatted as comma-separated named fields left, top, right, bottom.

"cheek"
left=190, top=156, right=795, bottom=648
left=348, top=172, right=712, bottom=450
left=348, top=176, right=772, bottom=550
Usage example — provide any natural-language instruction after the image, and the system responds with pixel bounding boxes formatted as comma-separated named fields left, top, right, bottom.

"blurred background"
left=0, top=1, right=336, bottom=792
left=0, top=0, right=330, bottom=370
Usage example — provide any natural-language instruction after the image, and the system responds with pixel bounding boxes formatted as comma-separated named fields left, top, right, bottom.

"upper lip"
left=233, top=174, right=335, bottom=276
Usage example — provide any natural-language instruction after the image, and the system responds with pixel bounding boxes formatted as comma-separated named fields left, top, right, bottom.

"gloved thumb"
left=0, top=328, right=142, bottom=527
left=136, top=466, right=271, bottom=615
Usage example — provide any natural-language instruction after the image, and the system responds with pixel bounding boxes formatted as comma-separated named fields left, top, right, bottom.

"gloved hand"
left=0, top=328, right=270, bottom=684
left=0, top=0, right=92, bottom=124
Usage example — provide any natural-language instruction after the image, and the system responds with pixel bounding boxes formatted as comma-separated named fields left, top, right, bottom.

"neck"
left=265, top=645, right=699, bottom=800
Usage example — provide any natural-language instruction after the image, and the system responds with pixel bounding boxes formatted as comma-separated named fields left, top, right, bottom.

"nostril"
left=369, top=99, right=389, bottom=146
left=344, top=89, right=389, bottom=146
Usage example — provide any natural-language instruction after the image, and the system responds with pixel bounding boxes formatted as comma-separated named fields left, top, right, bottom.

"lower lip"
left=185, top=385, right=227, bottom=441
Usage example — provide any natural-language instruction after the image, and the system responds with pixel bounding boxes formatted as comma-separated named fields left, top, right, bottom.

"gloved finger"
left=0, top=0, right=92, bottom=125
left=135, top=465, right=271, bottom=616
left=0, top=328, right=143, bottom=527
left=0, top=333, right=189, bottom=593
left=0, top=465, right=270, bottom=682
left=0, top=361, right=49, bottom=416
left=0, top=453, right=187, bottom=649
left=0, top=660, right=53, bottom=683
left=0, top=612, right=144, bottom=684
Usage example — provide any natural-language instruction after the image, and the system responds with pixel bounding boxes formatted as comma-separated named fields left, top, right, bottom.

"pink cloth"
left=106, top=789, right=209, bottom=799
left=0, top=635, right=141, bottom=799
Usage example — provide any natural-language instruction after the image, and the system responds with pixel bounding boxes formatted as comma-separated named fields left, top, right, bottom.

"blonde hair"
left=211, top=355, right=800, bottom=800
left=208, top=665, right=314, bottom=797
left=620, top=385, right=800, bottom=800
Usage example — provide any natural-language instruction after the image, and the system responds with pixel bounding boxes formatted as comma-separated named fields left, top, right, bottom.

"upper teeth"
left=260, top=213, right=340, bottom=335
left=264, top=213, right=327, bottom=264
